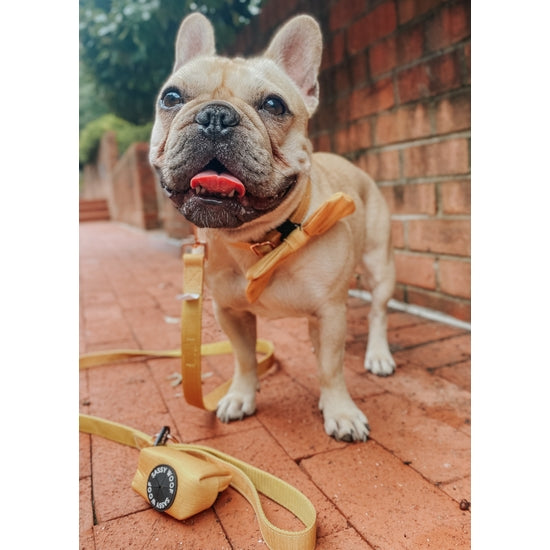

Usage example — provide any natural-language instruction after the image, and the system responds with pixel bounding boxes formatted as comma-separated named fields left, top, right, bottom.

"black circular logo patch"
left=146, top=464, right=178, bottom=512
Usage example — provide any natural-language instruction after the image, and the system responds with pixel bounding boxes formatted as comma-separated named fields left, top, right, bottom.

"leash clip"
left=153, top=426, right=171, bottom=446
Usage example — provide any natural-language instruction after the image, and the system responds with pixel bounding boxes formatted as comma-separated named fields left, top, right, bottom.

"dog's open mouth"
left=167, top=159, right=296, bottom=229
left=191, top=165, right=246, bottom=199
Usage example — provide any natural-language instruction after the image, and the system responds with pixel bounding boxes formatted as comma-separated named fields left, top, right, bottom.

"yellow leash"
left=79, top=243, right=275, bottom=409
left=80, top=192, right=354, bottom=403
left=79, top=414, right=317, bottom=549
left=79, top=192, right=356, bottom=546
left=79, top=245, right=315, bottom=549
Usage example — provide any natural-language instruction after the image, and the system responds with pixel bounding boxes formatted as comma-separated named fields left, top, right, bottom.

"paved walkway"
left=79, top=221, right=471, bottom=549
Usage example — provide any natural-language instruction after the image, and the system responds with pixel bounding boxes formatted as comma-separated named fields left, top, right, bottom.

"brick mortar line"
left=391, top=331, right=471, bottom=355
left=212, top=506, right=234, bottom=549
left=366, top=431, right=472, bottom=508
left=393, top=249, right=470, bottom=262
left=395, top=0, right=468, bottom=29
left=191, top=423, right=261, bottom=447
left=362, top=129, right=471, bottom=154
left=378, top=173, right=470, bottom=186
left=294, top=445, right=379, bottom=548
left=143, top=359, right=189, bottom=444
left=335, top=435, right=470, bottom=544
left=390, top=213, right=470, bottom=220
left=394, top=283, right=471, bottom=306
left=394, top=38, right=471, bottom=77
left=426, top=357, right=472, bottom=372
left=325, top=38, right=470, bottom=99
left=367, top=38, right=471, bottom=86
left=310, top=86, right=471, bottom=137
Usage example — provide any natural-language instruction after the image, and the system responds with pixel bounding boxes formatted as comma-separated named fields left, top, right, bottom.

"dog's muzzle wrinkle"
left=195, top=103, right=241, bottom=138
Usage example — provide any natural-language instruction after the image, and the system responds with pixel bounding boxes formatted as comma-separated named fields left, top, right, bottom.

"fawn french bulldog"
left=150, top=13, right=396, bottom=441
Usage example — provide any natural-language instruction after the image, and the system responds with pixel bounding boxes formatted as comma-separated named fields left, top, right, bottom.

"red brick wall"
left=81, top=132, right=118, bottom=201
left=82, top=135, right=193, bottom=239
left=231, top=0, right=471, bottom=321
left=111, top=143, right=161, bottom=230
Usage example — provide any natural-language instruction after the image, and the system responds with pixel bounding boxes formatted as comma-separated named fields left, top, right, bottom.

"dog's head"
left=149, top=13, right=322, bottom=230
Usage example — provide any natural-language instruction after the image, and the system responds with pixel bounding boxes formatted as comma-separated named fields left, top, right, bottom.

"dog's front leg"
left=311, top=303, right=370, bottom=442
left=214, top=304, right=259, bottom=422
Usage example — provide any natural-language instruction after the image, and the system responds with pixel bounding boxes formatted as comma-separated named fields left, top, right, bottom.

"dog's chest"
left=203, top=251, right=310, bottom=317
left=203, top=233, right=354, bottom=318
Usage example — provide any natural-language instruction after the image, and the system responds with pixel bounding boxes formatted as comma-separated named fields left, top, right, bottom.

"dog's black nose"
left=195, top=103, right=240, bottom=136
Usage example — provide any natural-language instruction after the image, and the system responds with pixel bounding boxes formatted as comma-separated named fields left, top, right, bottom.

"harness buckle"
left=249, top=241, right=276, bottom=257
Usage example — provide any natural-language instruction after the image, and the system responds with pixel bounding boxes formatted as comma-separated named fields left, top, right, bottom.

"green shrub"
left=79, top=114, right=130, bottom=165
left=79, top=114, right=153, bottom=165
left=116, top=121, right=153, bottom=158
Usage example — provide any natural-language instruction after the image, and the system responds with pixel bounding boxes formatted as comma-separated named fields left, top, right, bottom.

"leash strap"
left=79, top=227, right=315, bottom=547
left=79, top=243, right=275, bottom=411
left=180, top=246, right=208, bottom=409
left=180, top=244, right=278, bottom=409
left=79, top=413, right=317, bottom=550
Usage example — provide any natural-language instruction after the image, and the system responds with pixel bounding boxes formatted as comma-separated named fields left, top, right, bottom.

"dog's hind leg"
left=362, top=239, right=396, bottom=376
left=213, top=306, right=259, bottom=422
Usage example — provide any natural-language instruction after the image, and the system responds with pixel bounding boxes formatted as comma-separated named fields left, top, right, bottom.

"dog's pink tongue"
left=190, top=170, right=245, bottom=198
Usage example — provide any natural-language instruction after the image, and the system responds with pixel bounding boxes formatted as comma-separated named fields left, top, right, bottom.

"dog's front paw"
left=320, top=395, right=370, bottom=442
left=365, top=347, right=396, bottom=377
left=216, top=390, right=256, bottom=422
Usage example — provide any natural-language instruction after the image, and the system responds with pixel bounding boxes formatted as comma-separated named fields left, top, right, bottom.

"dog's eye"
left=261, top=96, right=287, bottom=116
left=160, top=89, right=184, bottom=110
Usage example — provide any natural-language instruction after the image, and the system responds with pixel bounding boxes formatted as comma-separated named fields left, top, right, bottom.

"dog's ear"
left=173, top=13, right=216, bottom=71
left=265, top=15, right=322, bottom=116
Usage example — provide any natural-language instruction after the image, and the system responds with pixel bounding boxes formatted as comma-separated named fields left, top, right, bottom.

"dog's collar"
left=230, top=178, right=312, bottom=257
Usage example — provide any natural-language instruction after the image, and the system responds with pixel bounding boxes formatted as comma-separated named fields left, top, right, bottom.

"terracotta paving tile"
left=79, top=432, right=91, bottom=478
left=87, top=360, right=173, bottom=431
left=83, top=302, right=125, bottom=323
left=437, top=360, right=471, bottom=392
left=79, top=222, right=471, bottom=549
left=389, top=321, right=467, bottom=351
left=80, top=289, right=117, bottom=307
left=440, top=476, right=471, bottom=504
left=79, top=474, right=94, bottom=534
left=364, top=393, right=471, bottom=484
left=254, top=374, right=348, bottom=459
left=347, top=301, right=430, bottom=336
left=90, top=437, right=150, bottom=523
left=80, top=337, right=140, bottom=354
left=368, top=365, right=471, bottom=433
left=316, top=528, right=374, bottom=549
left=146, top=357, right=265, bottom=442
left=386, top=311, right=431, bottom=330
left=394, top=333, right=471, bottom=368
left=301, top=442, right=470, bottom=549
left=201, top=428, right=349, bottom=541
left=83, top=317, right=135, bottom=347
left=116, top=291, right=158, bottom=310
left=121, top=306, right=182, bottom=350
left=93, top=508, right=231, bottom=549
left=79, top=526, right=95, bottom=550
